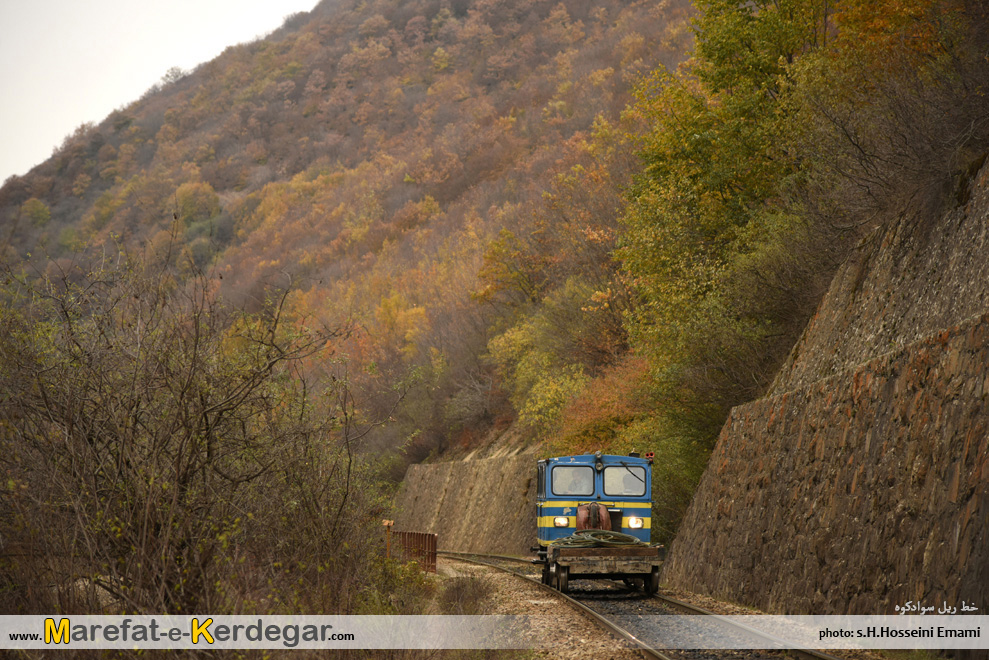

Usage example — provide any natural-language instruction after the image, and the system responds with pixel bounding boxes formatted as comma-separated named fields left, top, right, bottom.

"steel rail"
left=441, top=552, right=849, bottom=660
left=438, top=550, right=674, bottom=660
left=439, top=551, right=531, bottom=563
left=649, top=593, right=847, bottom=660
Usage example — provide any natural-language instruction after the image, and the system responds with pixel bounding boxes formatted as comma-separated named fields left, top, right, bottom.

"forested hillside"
left=0, top=0, right=690, bottom=459
left=2, top=0, right=987, bottom=617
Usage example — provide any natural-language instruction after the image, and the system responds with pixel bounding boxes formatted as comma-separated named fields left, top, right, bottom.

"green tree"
left=619, top=0, right=837, bottom=439
left=175, top=180, right=221, bottom=224
left=20, top=198, right=50, bottom=227
left=620, top=0, right=989, bottom=461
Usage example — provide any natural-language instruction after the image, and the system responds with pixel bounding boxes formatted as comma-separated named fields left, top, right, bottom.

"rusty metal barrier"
left=382, top=520, right=437, bottom=573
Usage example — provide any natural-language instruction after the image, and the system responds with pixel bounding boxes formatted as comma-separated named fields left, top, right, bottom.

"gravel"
left=438, top=557, right=643, bottom=660
left=437, top=558, right=892, bottom=660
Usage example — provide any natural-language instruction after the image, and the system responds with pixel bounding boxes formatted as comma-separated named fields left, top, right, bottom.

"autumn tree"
left=0, top=0, right=695, bottom=466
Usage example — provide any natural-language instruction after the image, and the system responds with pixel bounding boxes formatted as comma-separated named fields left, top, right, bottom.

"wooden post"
left=382, top=519, right=394, bottom=560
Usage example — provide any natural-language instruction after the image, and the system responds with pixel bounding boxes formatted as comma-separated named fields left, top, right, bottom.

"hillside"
left=0, top=0, right=696, bottom=615
left=0, top=0, right=692, bottom=462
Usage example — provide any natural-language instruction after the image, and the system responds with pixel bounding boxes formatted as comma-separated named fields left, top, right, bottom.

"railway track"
left=440, top=550, right=672, bottom=660
left=438, top=551, right=847, bottom=660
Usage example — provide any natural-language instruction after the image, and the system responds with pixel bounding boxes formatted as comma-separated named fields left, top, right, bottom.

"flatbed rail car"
left=532, top=452, right=664, bottom=593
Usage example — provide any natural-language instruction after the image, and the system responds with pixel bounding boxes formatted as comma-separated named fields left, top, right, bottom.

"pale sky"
left=0, top=0, right=319, bottom=184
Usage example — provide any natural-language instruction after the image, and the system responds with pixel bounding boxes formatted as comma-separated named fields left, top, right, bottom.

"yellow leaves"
left=425, top=75, right=470, bottom=101
left=582, top=288, right=614, bottom=313
left=72, top=172, right=92, bottom=197
left=543, top=3, right=585, bottom=46
left=487, top=276, right=626, bottom=434
left=432, top=47, right=451, bottom=72
left=429, top=347, right=448, bottom=380
left=588, top=67, right=615, bottom=87
left=474, top=228, right=540, bottom=305
left=542, top=99, right=572, bottom=125
left=20, top=198, right=51, bottom=227
left=831, top=0, right=965, bottom=78
left=580, top=225, right=613, bottom=245
left=373, top=293, right=430, bottom=363
left=495, top=114, right=517, bottom=133
left=174, top=181, right=221, bottom=224
left=617, top=33, right=646, bottom=68
left=343, top=188, right=383, bottom=245
left=487, top=319, right=587, bottom=433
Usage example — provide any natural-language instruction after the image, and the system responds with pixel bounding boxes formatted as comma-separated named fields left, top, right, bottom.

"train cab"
left=536, top=451, right=653, bottom=546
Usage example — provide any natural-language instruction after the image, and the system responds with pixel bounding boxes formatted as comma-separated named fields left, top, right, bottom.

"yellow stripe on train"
left=537, top=501, right=652, bottom=509
left=622, top=516, right=651, bottom=529
left=537, top=515, right=576, bottom=528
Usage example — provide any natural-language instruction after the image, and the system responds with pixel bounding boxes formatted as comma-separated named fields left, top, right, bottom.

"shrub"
left=0, top=252, right=410, bottom=617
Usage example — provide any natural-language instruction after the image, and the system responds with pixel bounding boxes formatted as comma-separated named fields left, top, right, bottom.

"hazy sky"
left=0, top=0, right=319, bottom=184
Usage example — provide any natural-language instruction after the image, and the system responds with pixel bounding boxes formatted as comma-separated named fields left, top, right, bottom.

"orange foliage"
left=552, top=355, right=651, bottom=453
left=833, top=0, right=966, bottom=65
left=0, top=0, right=696, bottom=457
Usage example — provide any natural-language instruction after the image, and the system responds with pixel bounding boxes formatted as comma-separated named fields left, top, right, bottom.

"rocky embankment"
left=663, top=313, right=989, bottom=613
left=394, top=443, right=537, bottom=555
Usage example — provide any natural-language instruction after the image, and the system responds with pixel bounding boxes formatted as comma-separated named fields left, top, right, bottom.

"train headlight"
left=627, top=517, right=644, bottom=529
left=553, top=517, right=570, bottom=527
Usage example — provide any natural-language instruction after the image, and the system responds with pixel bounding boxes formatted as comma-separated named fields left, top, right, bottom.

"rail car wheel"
left=556, top=565, right=569, bottom=593
left=645, top=567, right=659, bottom=595
left=541, top=566, right=552, bottom=585
left=623, top=577, right=642, bottom=590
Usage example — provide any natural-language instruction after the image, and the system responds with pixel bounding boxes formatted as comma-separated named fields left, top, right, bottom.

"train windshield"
left=552, top=465, right=594, bottom=496
left=603, top=465, right=647, bottom=497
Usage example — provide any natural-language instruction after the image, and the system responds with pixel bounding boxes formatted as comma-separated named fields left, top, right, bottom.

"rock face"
left=662, top=159, right=989, bottom=614
left=394, top=451, right=537, bottom=555
left=663, top=315, right=989, bottom=613
left=770, top=161, right=989, bottom=395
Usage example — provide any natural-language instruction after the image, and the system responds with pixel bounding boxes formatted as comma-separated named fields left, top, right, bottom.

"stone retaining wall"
left=662, top=314, right=989, bottom=614
left=393, top=453, right=537, bottom=555
left=771, top=157, right=989, bottom=395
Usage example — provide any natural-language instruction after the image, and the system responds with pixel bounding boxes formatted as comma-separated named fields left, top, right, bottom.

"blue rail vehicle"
left=533, top=451, right=664, bottom=593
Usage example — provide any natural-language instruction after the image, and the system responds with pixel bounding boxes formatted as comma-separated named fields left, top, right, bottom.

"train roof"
left=542, top=452, right=653, bottom=466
